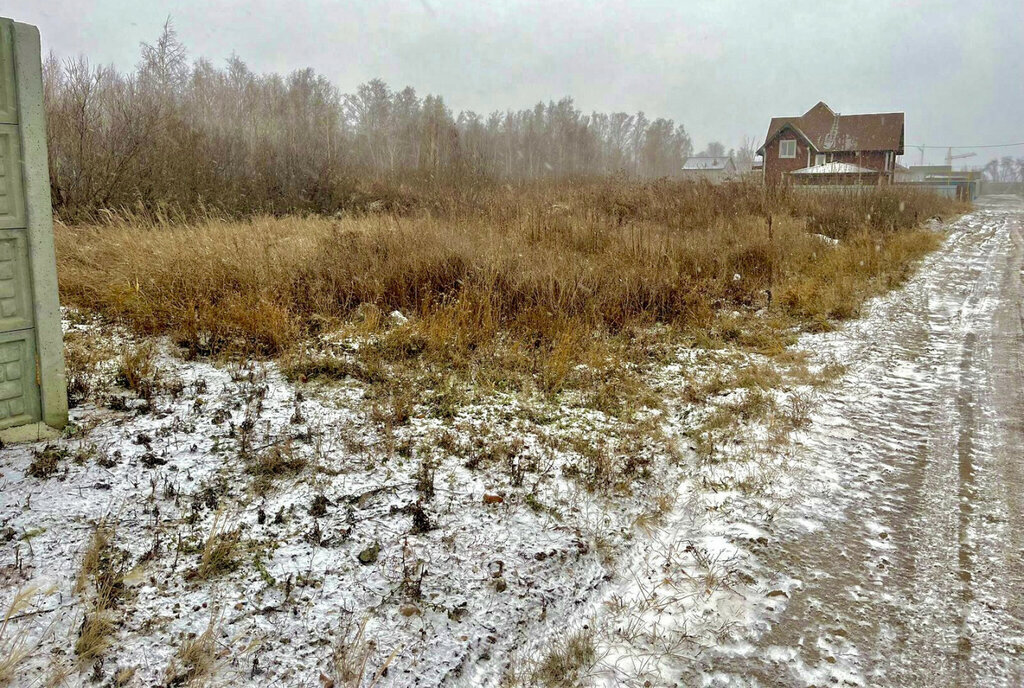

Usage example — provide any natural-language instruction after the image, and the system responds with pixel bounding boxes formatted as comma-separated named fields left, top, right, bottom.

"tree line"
left=981, top=156, right=1024, bottom=183
left=43, top=22, right=700, bottom=221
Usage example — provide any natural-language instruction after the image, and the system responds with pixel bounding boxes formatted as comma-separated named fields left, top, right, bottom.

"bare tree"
left=43, top=23, right=706, bottom=219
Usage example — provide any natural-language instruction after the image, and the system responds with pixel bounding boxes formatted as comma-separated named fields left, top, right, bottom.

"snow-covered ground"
left=1, top=309, right=828, bottom=687
left=7, top=199, right=1021, bottom=687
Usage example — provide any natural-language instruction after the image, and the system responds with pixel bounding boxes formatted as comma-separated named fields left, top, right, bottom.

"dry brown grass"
left=74, top=614, right=114, bottom=667
left=193, top=514, right=242, bottom=581
left=73, top=522, right=129, bottom=667
left=56, top=180, right=962, bottom=400
left=115, top=342, right=162, bottom=402
left=165, top=614, right=220, bottom=687
left=0, top=588, right=50, bottom=686
left=517, top=629, right=597, bottom=688
left=64, top=329, right=116, bottom=407
left=245, top=440, right=307, bottom=494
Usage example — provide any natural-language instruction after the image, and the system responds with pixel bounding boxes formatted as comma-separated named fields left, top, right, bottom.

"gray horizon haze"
left=7, top=0, right=1022, bottom=166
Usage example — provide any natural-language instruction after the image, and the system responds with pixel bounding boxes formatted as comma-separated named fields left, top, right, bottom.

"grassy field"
left=4, top=179, right=968, bottom=686
left=56, top=179, right=962, bottom=410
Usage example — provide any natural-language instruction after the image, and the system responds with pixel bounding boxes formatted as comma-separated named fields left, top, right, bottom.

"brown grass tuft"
left=165, top=613, right=220, bottom=687
left=530, top=630, right=597, bottom=687
left=0, top=588, right=52, bottom=686
left=245, top=440, right=307, bottom=494
left=73, top=522, right=129, bottom=667
left=193, top=515, right=242, bottom=581
left=115, top=342, right=162, bottom=403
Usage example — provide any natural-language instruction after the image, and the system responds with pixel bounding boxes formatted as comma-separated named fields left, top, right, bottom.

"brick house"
left=756, top=102, right=904, bottom=185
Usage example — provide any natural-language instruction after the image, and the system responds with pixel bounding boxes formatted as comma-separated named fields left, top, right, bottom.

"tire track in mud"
left=955, top=327, right=976, bottom=674
left=691, top=196, right=1024, bottom=687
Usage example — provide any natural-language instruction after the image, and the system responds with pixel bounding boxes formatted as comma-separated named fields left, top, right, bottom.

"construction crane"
left=946, top=147, right=976, bottom=166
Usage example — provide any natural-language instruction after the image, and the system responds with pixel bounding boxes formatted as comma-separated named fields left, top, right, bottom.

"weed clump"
left=74, top=522, right=130, bottom=666
left=245, top=442, right=307, bottom=494
left=27, top=445, right=71, bottom=479
left=63, top=330, right=115, bottom=407
left=192, top=516, right=242, bottom=580
left=164, top=614, right=221, bottom=687
left=531, top=630, right=597, bottom=687
left=115, top=343, right=162, bottom=404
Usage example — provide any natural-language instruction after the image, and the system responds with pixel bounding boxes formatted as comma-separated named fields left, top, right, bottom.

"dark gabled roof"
left=758, top=102, right=904, bottom=155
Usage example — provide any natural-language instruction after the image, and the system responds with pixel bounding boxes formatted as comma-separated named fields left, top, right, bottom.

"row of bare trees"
left=43, top=22, right=696, bottom=220
left=981, top=157, right=1024, bottom=183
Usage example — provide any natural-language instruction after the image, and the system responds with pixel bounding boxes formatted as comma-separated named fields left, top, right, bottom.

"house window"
left=779, top=140, right=797, bottom=158
left=815, top=153, right=826, bottom=166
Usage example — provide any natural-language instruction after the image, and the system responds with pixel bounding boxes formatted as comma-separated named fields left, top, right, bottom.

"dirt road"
left=697, top=196, right=1024, bottom=686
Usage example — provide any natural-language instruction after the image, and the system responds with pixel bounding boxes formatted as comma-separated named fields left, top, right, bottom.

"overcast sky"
left=7, top=0, right=1022, bottom=166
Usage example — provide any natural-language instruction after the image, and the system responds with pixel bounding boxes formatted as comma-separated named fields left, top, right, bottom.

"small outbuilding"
left=897, top=165, right=982, bottom=200
left=680, top=156, right=737, bottom=183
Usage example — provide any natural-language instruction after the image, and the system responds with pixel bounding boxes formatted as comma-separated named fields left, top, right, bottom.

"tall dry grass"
left=56, top=179, right=962, bottom=398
